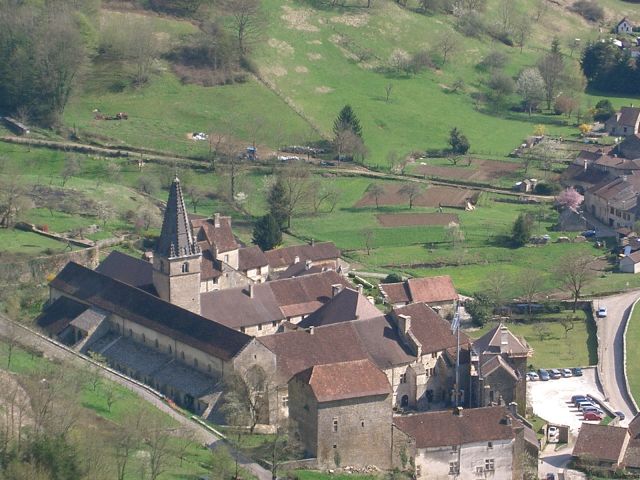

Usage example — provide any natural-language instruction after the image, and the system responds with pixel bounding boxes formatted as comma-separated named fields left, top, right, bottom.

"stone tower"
left=152, top=177, right=202, bottom=314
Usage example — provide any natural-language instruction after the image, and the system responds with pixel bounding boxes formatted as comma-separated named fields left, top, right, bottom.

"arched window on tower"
left=181, top=262, right=189, bottom=273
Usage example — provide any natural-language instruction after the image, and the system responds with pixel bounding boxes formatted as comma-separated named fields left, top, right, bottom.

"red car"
left=584, top=411, right=604, bottom=421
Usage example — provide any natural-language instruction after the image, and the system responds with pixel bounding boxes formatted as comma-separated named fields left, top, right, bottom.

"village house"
left=620, top=251, right=640, bottom=273
left=470, top=324, right=531, bottom=415
left=618, top=134, right=640, bottom=160
left=379, top=275, right=458, bottom=315
left=288, top=359, right=393, bottom=470
left=573, top=420, right=637, bottom=473
left=616, top=17, right=635, bottom=35
left=584, top=175, right=640, bottom=229
left=606, top=106, right=640, bottom=137
left=265, top=242, right=342, bottom=278
left=392, top=406, right=538, bottom=480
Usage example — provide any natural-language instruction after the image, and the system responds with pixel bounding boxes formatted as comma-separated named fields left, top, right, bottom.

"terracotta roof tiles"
left=573, top=423, right=628, bottom=464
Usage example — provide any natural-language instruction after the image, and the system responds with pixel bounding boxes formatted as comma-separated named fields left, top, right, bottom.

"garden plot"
left=356, top=184, right=478, bottom=208
left=412, top=159, right=521, bottom=182
left=376, top=212, right=459, bottom=227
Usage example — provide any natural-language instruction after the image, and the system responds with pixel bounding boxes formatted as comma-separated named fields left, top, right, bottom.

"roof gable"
left=297, top=359, right=391, bottom=402
left=297, top=287, right=382, bottom=328
left=473, top=324, right=530, bottom=357
left=393, top=406, right=518, bottom=448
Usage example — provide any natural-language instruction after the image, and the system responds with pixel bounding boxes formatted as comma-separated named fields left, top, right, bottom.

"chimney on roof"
left=214, top=213, right=220, bottom=228
left=454, top=406, right=463, bottom=417
left=245, top=284, right=254, bottom=298
left=508, top=402, right=518, bottom=417
left=584, top=159, right=588, bottom=171
left=294, top=255, right=300, bottom=264
left=305, top=259, right=312, bottom=271
left=332, top=284, right=343, bottom=297
left=623, top=175, right=628, bottom=182
left=500, top=325, right=509, bottom=354
left=309, top=326, right=315, bottom=335
left=358, top=284, right=364, bottom=295
left=398, top=314, right=412, bottom=335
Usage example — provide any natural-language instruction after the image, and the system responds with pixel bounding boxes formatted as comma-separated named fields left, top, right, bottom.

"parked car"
left=584, top=411, right=604, bottom=421
left=615, top=411, right=626, bottom=420
left=583, top=406, right=605, bottom=416
left=562, top=368, right=572, bottom=377
left=547, top=426, right=559, bottom=442
left=550, top=369, right=562, bottom=379
left=572, top=395, right=589, bottom=405
left=539, top=369, right=550, bottom=381
left=527, top=371, right=539, bottom=381
left=577, top=401, right=596, bottom=411
left=582, top=230, right=596, bottom=238
left=597, top=306, right=608, bottom=318
left=572, top=367, right=583, bottom=376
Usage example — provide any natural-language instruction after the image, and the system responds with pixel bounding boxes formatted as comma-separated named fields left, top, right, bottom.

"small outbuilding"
left=620, top=251, right=640, bottom=273
left=617, top=18, right=634, bottom=35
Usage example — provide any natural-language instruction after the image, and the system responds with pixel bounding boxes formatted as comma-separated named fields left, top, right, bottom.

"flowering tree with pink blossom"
left=555, top=187, right=584, bottom=212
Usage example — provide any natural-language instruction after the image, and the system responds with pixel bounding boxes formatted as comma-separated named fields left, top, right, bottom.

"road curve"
left=594, top=290, right=640, bottom=424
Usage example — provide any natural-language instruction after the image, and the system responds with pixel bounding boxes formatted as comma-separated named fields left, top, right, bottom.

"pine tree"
left=252, top=214, right=282, bottom=251
left=448, top=127, right=470, bottom=155
left=267, top=176, right=288, bottom=229
left=511, top=213, right=533, bottom=247
left=333, top=105, right=363, bottom=138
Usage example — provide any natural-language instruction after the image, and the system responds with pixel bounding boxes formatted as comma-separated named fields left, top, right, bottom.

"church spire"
left=156, top=177, right=199, bottom=258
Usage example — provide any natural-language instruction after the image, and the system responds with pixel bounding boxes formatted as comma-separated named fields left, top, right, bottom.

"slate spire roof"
left=156, top=177, right=200, bottom=258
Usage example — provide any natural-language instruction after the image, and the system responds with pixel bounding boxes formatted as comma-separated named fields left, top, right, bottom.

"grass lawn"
left=0, top=339, right=254, bottom=480
left=0, top=229, right=74, bottom=256
left=625, top=301, right=640, bottom=406
left=467, top=310, right=597, bottom=369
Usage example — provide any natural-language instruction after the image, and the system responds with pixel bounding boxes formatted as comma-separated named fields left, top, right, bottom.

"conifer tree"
left=267, top=176, right=288, bottom=229
left=333, top=105, right=363, bottom=138
left=252, top=214, right=282, bottom=251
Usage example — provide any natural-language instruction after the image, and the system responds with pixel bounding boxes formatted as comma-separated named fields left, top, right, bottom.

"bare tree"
left=485, top=271, right=510, bottom=310
left=434, top=33, right=460, bottom=65
left=555, top=253, right=593, bottom=312
left=135, top=207, right=161, bottom=231
left=95, top=201, right=115, bottom=227
left=186, top=185, right=206, bottom=213
left=366, top=183, right=385, bottom=210
left=113, top=411, right=143, bottom=480
left=444, top=221, right=464, bottom=247
left=0, top=178, right=33, bottom=228
left=144, top=417, right=173, bottom=480
left=513, top=13, right=532, bottom=53
left=517, top=268, right=545, bottom=317
left=559, top=314, right=576, bottom=339
left=310, top=181, right=338, bottom=215
left=385, top=83, right=394, bottom=102
left=221, top=364, right=271, bottom=434
left=61, top=156, right=80, bottom=187
left=399, top=183, right=423, bottom=209
left=280, top=164, right=311, bottom=228
left=363, top=228, right=374, bottom=255
left=222, top=0, right=266, bottom=56
left=270, top=421, right=303, bottom=480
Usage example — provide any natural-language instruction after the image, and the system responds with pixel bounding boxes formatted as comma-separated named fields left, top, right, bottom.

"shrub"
left=457, top=12, right=486, bottom=38
left=384, top=273, right=403, bottom=283
left=570, top=0, right=604, bottom=22
left=534, top=182, right=561, bottom=195
left=479, top=50, right=508, bottom=70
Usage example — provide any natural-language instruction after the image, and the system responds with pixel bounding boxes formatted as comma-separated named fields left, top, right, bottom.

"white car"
left=597, top=306, right=608, bottom=318
left=561, top=368, right=572, bottom=377
left=547, top=426, right=559, bottom=443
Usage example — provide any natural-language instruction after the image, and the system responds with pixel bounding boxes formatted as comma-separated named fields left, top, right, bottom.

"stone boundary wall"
left=623, top=298, right=640, bottom=413
left=0, top=247, right=99, bottom=286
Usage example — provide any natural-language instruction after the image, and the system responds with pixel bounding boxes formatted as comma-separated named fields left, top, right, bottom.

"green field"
left=0, top=339, right=251, bottom=480
left=51, top=0, right=639, bottom=167
left=625, top=302, right=640, bottom=406
left=468, top=310, right=597, bottom=369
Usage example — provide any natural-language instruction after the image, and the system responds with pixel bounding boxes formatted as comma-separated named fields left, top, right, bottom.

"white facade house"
left=617, top=18, right=634, bottom=35
left=620, top=251, right=640, bottom=273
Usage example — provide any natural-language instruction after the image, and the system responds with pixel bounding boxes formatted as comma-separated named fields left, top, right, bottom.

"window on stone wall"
left=333, top=418, right=338, bottom=432
left=360, top=419, right=365, bottom=428
left=272, top=321, right=277, bottom=327
left=182, top=262, right=189, bottom=273
left=282, top=396, right=288, bottom=408
left=240, top=327, right=246, bottom=333
left=416, top=466, right=421, bottom=477
left=451, top=445, right=458, bottom=452
left=487, top=442, right=493, bottom=449
left=485, top=459, right=495, bottom=471
left=449, top=461, right=459, bottom=475
left=432, top=352, right=437, bottom=358
left=258, top=324, right=263, bottom=331
left=399, top=373, right=407, bottom=384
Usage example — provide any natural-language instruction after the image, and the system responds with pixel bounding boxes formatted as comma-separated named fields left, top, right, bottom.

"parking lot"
left=527, top=367, right=606, bottom=433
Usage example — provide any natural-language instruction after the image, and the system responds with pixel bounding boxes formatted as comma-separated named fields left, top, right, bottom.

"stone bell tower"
left=152, top=177, right=202, bottom=314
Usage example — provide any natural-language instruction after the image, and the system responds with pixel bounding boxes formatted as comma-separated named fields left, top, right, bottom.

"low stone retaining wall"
left=623, top=298, right=640, bottom=413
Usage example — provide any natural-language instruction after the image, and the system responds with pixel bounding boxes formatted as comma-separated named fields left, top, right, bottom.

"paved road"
left=593, top=290, right=640, bottom=424
left=0, top=314, right=272, bottom=480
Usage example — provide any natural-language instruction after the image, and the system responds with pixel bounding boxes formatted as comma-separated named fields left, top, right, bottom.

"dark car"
left=572, top=367, right=583, bottom=377
left=582, top=230, right=596, bottom=238
left=539, top=369, right=550, bottom=381
left=572, top=395, right=588, bottom=404
left=615, top=411, right=626, bottom=420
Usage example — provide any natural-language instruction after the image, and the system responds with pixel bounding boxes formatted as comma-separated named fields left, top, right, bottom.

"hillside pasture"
left=355, top=183, right=478, bottom=208
left=376, top=212, right=459, bottom=227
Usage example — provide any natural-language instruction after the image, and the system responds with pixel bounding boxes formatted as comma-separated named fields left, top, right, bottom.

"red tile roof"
left=573, top=423, right=628, bottom=464
left=380, top=276, right=457, bottom=305
left=265, top=242, right=340, bottom=269
left=193, top=216, right=238, bottom=253
left=393, top=406, right=519, bottom=448
left=296, top=359, right=391, bottom=402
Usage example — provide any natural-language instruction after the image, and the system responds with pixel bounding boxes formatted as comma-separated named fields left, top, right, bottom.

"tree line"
left=581, top=41, right=640, bottom=95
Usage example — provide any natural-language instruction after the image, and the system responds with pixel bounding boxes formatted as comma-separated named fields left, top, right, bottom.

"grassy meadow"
left=625, top=303, right=640, bottom=406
